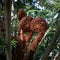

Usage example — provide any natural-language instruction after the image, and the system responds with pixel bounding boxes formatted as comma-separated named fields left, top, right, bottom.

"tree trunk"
left=11, top=0, right=15, bottom=36
left=5, top=0, right=12, bottom=60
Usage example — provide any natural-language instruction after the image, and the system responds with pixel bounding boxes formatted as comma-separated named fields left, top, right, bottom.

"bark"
left=5, top=0, right=12, bottom=60
left=11, top=0, right=15, bottom=36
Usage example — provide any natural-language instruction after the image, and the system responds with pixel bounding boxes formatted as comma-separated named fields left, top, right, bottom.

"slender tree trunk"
left=11, top=0, right=15, bottom=36
left=5, top=0, right=12, bottom=60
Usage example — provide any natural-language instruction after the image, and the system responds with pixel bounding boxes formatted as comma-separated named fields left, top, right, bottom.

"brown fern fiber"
left=30, top=17, right=47, bottom=33
left=29, top=17, right=47, bottom=51
left=17, top=9, right=27, bottom=21
left=30, top=31, right=45, bottom=51
left=19, top=29, right=25, bottom=42
left=19, top=16, right=33, bottom=32
left=23, top=31, right=45, bottom=60
left=25, top=31, right=33, bottom=45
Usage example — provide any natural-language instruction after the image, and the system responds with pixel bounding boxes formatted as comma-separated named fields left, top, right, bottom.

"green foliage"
left=0, top=0, right=60, bottom=60
left=11, top=39, right=17, bottom=48
left=0, top=39, right=17, bottom=54
left=0, top=45, right=5, bottom=54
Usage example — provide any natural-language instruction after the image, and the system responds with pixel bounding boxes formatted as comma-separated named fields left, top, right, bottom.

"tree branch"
left=53, top=51, right=60, bottom=60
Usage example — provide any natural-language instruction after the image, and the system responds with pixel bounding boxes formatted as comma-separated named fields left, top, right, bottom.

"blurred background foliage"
left=0, top=0, right=60, bottom=60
